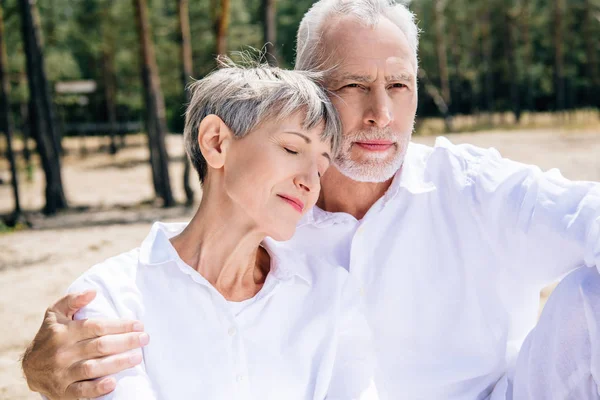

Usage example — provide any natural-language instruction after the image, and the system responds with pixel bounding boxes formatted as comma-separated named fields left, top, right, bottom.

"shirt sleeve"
left=325, top=274, right=380, bottom=400
left=67, top=275, right=159, bottom=400
left=467, top=145, right=600, bottom=288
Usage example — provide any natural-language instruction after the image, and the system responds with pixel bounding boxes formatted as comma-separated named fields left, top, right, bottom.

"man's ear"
left=197, top=114, right=233, bottom=170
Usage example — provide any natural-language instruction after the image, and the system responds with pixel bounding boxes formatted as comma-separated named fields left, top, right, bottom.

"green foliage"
left=2, top=0, right=599, bottom=129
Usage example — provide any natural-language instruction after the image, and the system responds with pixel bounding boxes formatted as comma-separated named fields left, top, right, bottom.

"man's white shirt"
left=67, top=223, right=379, bottom=400
left=64, top=137, right=600, bottom=400
left=281, top=137, right=600, bottom=399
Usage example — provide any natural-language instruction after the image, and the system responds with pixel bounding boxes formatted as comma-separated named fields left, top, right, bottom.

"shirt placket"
left=225, top=277, right=283, bottom=400
left=215, top=297, right=250, bottom=400
left=348, top=219, right=369, bottom=297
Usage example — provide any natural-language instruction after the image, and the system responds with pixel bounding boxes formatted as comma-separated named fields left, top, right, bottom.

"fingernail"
left=133, top=322, right=144, bottom=332
left=139, top=332, right=150, bottom=346
left=101, top=378, right=116, bottom=391
left=129, top=352, right=143, bottom=364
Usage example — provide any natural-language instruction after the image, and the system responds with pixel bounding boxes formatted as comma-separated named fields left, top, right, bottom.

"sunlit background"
left=0, top=0, right=599, bottom=398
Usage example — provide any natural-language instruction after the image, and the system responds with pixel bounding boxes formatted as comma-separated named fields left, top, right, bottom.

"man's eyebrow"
left=386, top=73, right=414, bottom=82
left=333, top=74, right=374, bottom=84
left=331, top=73, right=414, bottom=84
left=283, top=131, right=311, bottom=143
left=322, top=152, right=331, bottom=163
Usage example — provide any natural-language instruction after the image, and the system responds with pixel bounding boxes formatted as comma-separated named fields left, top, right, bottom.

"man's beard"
left=333, top=127, right=411, bottom=183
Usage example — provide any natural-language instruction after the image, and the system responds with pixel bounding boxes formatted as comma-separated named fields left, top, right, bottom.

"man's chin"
left=333, top=159, right=401, bottom=183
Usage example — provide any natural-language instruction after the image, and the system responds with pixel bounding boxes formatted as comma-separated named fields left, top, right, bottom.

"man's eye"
left=390, top=83, right=407, bottom=89
left=284, top=148, right=298, bottom=155
left=345, top=83, right=361, bottom=88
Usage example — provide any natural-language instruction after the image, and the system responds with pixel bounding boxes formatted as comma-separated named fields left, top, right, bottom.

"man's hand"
left=21, top=290, right=149, bottom=399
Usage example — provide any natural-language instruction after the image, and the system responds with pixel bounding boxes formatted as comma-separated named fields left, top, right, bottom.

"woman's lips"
left=278, top=195, right=304, bottom=213
left=355, top=140, right=394, bottom=152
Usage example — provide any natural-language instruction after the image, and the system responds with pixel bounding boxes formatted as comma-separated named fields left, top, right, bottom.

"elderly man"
left=22, top=0, right=600, bottom=399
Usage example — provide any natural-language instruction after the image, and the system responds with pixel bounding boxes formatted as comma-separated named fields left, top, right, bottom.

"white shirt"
left=280, top=137, right=600, bottom=400
left=67, top=222, right=379, bottom=400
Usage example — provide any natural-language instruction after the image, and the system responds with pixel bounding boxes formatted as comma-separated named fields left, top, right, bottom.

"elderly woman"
left=65, top=63, right=378, bottom=399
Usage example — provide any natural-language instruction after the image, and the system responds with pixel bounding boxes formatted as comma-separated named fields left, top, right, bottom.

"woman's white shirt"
left=67, top=222, right=378, bottom=400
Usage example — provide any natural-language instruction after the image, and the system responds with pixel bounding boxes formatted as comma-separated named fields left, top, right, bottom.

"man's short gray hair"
left=184, top=60, right=342, bottom=183
left=295, top=0, right=419, bottom=71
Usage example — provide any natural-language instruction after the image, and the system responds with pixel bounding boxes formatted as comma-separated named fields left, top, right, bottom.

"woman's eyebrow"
left=283, top=131, right=311, bottom=143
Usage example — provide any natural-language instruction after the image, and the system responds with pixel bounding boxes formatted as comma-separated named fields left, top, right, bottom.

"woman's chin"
left=266, top=225, right=297, bottom=242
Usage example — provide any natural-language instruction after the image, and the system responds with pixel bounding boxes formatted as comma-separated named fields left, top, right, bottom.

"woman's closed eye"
left=284, top=147, right=299, bottom=155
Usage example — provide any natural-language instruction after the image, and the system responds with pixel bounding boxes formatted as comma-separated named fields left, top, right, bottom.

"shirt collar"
left=139, top=222, right=312, bottom=286
left=139, top=221, right=188, bottom=266
left=384, top=141, right=437, bottom=199
left=298, top=141, right=437, bottom=227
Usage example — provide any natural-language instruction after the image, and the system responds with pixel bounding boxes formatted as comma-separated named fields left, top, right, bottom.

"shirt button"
left=236, top=374, right=245, bottom=383
left=356, top=226, right=365, bottom=236
left=228, top=327, right=237, bottom=336
left=360, top=287, right=366, bottom=296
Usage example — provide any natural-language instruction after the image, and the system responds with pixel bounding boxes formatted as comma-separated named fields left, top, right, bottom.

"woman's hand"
left=21, top=290, right=148, bottom=399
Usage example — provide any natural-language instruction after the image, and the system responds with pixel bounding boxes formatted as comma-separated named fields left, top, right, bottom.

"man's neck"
left=317, top=166, right=394, bottom=220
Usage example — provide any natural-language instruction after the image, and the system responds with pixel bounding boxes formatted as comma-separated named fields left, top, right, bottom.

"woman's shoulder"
left=67, top=248, right=142, bottom=295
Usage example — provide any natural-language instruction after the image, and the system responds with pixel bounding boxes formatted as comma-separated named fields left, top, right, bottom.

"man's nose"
left=363, top=88, right=392, bottom=128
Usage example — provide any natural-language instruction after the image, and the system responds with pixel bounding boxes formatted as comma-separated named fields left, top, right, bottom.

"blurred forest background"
left=0, top=0, right=599, bottom=219
left=0, top=2, right=599, bottom=397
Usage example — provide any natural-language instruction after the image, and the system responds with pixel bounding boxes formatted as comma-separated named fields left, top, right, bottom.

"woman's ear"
left=197, top=114, right=233, bottom=170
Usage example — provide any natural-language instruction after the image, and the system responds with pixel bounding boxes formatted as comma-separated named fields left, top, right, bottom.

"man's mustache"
left=345, top=128, right=399, bottom=142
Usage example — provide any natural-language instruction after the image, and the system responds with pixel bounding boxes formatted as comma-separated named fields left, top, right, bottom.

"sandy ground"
left=1, top=127, right=600, bottom=399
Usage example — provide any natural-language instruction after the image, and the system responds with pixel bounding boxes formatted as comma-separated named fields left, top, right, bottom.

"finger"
left=72, top=318, right=145, bottom=341
left=68, top=350, right=143, bottom=382
left=51, top=290, right=97, bottom=319
left=75, top=332, right=150, bottom=359
left=64, top=376, right=116, bottom=399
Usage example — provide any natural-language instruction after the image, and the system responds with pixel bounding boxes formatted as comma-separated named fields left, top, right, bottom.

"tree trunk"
left=177, top=0, right=194, bottom=205
left=214, top=0, right=230, bottom=56
left=132, top=0, right=175, bottom=207
left=583, top=0, right=599, bottom=107
left=101, top=2, right=118, bottom=155
left=262, top=0, right=278, bottom=66
left=432, top=0, right=451, bottom=108
left=19, top=101, right=33, bottom=181
left=505, top=1, right=521, bottom=122
left=480, top=1, right=494, bottom=122
left=553, top=0, right=565, bottom=111
left=0, top=4, right=21, bottom=218
left=521, top=0, right=534, bottom=113
left=418, top=68, right=453, bottom=132
left=19, top=0, right=67, bottom=214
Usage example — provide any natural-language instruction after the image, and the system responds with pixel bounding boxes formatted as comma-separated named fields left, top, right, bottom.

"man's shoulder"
left=412, top=137, right=503, bottom=184
left=428, top=137, right=500, bottom=165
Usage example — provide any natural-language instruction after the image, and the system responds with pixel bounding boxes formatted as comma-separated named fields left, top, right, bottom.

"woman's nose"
left=294, top=165, right=320, bottom=193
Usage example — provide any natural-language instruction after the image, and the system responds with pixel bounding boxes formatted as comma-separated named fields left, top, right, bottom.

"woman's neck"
left=170, top=186, right=270, bottom=301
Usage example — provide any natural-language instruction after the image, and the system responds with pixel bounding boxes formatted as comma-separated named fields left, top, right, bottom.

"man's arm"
left=21, top=290, right=148, bottom=399
left=464, top=143, right=600, bottom=287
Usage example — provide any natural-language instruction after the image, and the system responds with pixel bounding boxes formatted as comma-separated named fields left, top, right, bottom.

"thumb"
left=50, top=290, right=97, bottom=320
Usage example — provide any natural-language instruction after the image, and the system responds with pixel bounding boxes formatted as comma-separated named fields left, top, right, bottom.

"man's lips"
left=277, top=194, right=304, bottom=213
left=354, top=140, right=394, bottom=151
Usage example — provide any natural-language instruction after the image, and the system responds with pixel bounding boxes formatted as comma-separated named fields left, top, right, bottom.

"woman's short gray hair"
left=183, top=59, right=342, bottom=183
left=295, top=0, right=419, bottom=71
